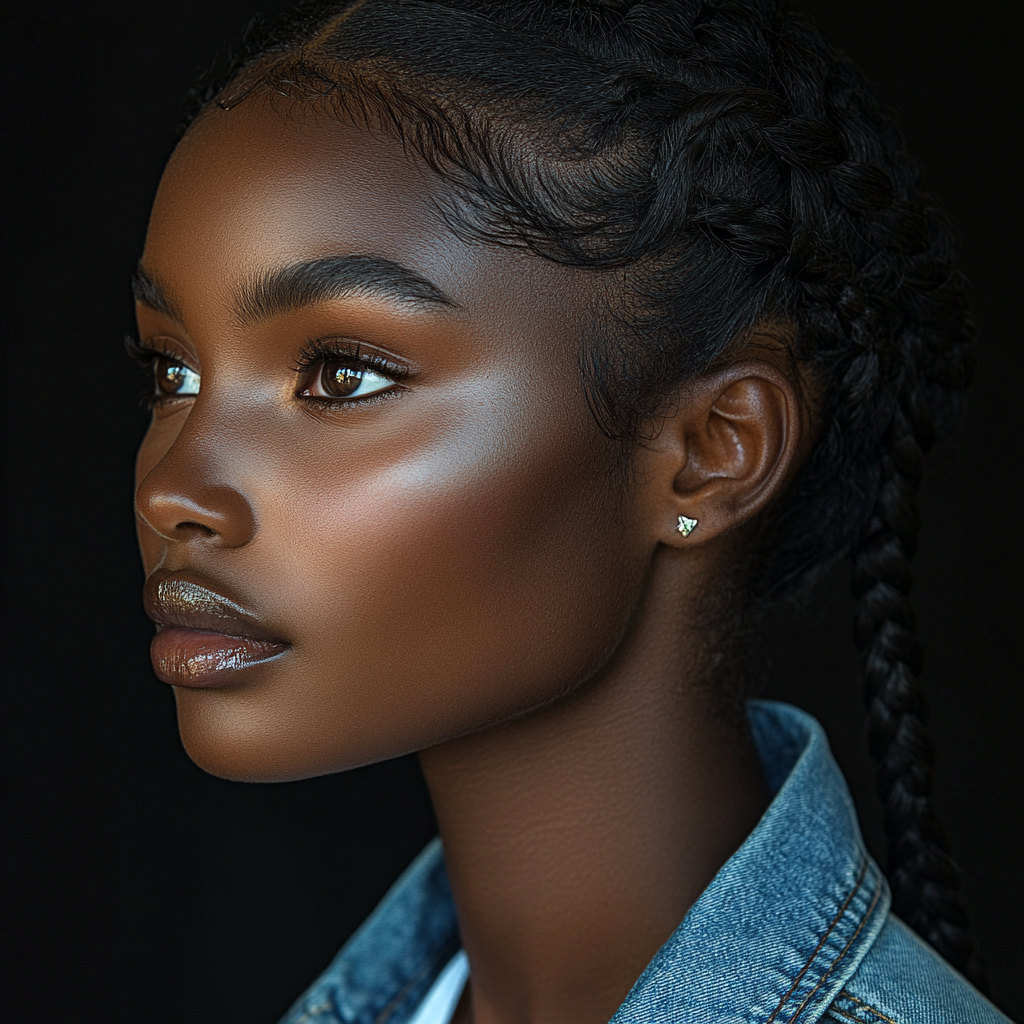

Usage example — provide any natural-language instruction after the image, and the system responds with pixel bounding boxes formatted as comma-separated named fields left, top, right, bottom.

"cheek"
left=297, top=428, right=623, bottom=678
left=176, top=387, right=646, bottom=781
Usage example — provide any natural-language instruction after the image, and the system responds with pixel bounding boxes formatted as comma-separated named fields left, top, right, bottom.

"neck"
left=417, top=566, right=769, bottom=1024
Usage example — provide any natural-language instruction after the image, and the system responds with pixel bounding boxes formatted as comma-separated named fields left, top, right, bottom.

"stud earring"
left=676, top=515, right=698, bottom=537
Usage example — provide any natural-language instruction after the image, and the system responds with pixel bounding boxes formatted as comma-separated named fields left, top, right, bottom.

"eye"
left=154, top=355, right=200, bottom=397
left=301, top=361, right=396, bottom=401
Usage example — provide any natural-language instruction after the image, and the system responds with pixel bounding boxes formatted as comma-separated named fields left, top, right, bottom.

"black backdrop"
left=2, top=2, right=1021, bottom=1021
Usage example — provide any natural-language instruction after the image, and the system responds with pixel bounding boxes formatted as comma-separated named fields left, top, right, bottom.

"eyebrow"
left=132, top=254, right=458, bottom=328
left=132, top=264, right=185, bottom=324
left=233, top=255, right=457, bottom=326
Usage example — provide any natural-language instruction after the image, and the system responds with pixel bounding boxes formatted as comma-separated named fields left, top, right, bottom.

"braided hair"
left=191, top=0, right=984, bottom=987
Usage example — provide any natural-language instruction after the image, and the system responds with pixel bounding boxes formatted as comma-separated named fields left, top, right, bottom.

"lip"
left=144, top=573, right=289, bottom=687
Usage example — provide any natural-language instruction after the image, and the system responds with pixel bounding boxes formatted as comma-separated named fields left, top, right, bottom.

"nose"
left=136, top=481, right=256, bottom=547
left=136, top=438, right=257, bottom=549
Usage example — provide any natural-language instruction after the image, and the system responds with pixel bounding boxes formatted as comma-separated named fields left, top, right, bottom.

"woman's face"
left=135, top=97, right=656, bottom=782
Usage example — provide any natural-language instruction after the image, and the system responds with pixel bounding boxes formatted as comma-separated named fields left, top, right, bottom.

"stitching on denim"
left=764, top=857, right=869, bottom=1024
left=824, top=1008, right=862, bottom=1024
left=837, top=991, right=899, bottom=1024
left=374, top=935, right=461, bottom=1024
left=788, top=867, right=884, bottom=1023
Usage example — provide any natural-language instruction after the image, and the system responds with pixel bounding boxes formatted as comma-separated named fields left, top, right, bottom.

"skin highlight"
left=135, top=95, right=804, bottom=1023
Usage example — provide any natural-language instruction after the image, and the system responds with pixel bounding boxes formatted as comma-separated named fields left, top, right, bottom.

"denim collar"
left=281, top=701, right=891, bottom=1024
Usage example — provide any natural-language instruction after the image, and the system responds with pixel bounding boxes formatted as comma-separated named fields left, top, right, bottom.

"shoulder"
left=825, top=914, right=1011, bottom=1024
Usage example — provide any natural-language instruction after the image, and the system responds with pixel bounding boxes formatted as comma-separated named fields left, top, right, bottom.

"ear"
left=643, top=360, right=804, bottom=548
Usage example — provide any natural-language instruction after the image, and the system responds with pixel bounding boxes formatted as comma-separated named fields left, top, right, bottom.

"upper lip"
left=143, top=571, right=288, bottom=645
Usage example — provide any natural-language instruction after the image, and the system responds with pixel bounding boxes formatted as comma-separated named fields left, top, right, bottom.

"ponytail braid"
left=853, top=363, right=986, bottom=989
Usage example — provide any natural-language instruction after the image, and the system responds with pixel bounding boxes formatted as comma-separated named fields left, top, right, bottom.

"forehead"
left=143, top=94, right=600, bottom=328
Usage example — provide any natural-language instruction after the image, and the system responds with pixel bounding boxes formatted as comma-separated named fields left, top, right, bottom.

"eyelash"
left=125, top=335, right=196, bottom=409
left=291, top=338, right=408, bottom=381
left=292, top=338, right=410, bottom=405
left=124, top=335, right=410, bottom=408
left=125, top=334, right=177, bottom=367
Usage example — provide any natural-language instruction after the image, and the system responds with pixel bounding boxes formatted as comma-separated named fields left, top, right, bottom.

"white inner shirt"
left=406, top=949, right=469, bottom=1024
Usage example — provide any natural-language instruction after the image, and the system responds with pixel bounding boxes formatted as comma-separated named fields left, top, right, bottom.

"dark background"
left=2, top=2, right=1021, bottom=1021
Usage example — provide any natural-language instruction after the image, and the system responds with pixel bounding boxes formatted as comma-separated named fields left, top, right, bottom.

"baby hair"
left=188, top=0, right=983, bottom=988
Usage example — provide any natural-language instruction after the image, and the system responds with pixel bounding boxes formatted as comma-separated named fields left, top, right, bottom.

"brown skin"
left=135, top=96, right=804, bottom=1023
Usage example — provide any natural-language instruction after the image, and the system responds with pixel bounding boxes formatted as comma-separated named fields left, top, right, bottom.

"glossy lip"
left=144, top=573, right=289, bottom=687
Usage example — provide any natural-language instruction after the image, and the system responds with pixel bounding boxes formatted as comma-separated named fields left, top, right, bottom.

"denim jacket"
left=281, top=701, right=1008, bottom=1024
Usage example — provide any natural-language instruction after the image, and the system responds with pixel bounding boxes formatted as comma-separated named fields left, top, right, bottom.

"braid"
left=853, top=363, right=986, bottom=989
left=193, top=0, right=987, bottom=983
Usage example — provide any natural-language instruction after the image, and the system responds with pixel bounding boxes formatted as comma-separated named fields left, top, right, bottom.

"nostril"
left=175, top=521, right=218, bottom=539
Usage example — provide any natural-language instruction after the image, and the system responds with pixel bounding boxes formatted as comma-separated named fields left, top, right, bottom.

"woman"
left=131, top=1, right=1008, bottom=1020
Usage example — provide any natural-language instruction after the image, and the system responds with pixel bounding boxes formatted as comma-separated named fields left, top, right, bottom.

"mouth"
left=143, top=574, right=289, bottom=688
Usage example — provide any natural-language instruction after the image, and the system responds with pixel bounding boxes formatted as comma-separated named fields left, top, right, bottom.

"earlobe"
left=653, top=360, right=803, bottom=548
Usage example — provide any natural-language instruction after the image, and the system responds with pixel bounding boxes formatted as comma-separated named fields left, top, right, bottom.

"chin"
left=172, top=689, right=367, bottom=784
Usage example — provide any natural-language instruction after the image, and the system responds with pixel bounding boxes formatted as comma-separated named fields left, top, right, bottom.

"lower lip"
left=150, top=627, right=287, bottom=687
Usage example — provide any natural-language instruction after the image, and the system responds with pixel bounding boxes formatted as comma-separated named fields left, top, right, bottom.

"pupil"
left=159, top=362, right=184, bottom=394
left=325, top=364, right=362, bottom=398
